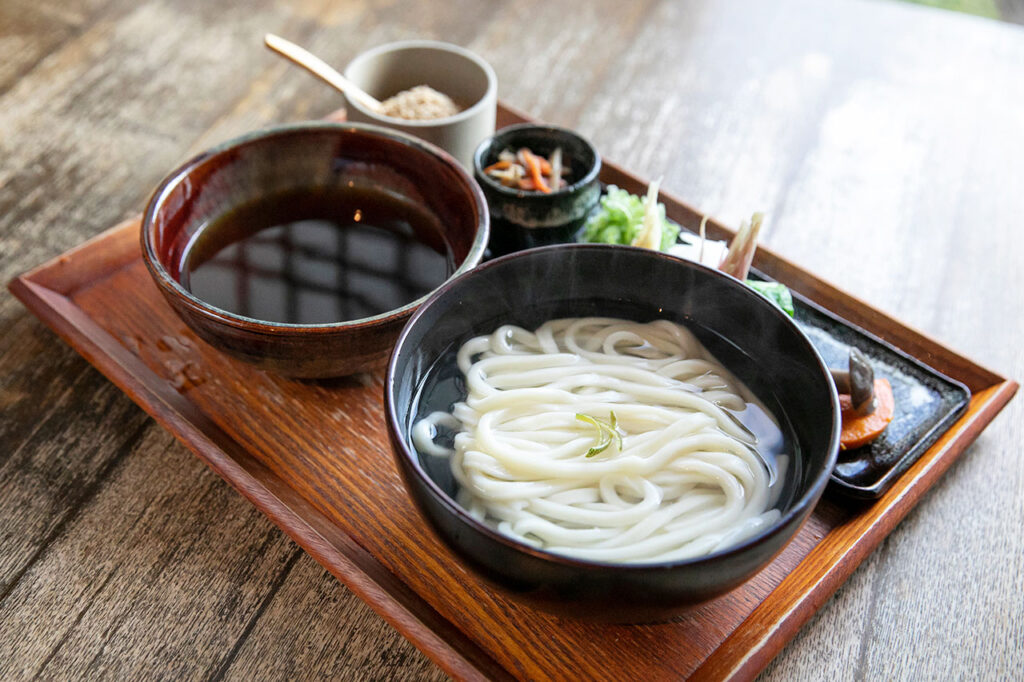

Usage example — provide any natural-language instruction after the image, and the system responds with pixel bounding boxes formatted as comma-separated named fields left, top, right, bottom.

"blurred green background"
left=905, top=0, right=1023, bottom=23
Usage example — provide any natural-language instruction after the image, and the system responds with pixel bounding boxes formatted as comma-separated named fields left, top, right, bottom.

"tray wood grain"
left=9, top=105, right=1017, bottom=681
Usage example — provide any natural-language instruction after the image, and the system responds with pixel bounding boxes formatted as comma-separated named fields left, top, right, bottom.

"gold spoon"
left=264, top=33, right=383, bottom=113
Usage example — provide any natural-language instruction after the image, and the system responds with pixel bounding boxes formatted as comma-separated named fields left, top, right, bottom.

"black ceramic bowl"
left=385, top=245, right=840, bottom=622
left=141, top=122, right=488, bottom=378
left=473, top=124, right=601, bottom=257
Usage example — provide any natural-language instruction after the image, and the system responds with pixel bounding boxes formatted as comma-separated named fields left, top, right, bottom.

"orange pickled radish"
left=520, top=148, right=551, bottom=193
left=839, top=378, right=894, bottom=450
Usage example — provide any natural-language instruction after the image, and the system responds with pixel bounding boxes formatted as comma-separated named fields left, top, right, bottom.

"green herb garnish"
left=745, top=279, right=795, bottom=317
left=579, top=186, right=680, bottom=252
left=576, top=411, right=624, bottom=457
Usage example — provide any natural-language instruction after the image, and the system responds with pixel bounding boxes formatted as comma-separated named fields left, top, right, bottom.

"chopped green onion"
left=576, top=411, right=624, bottom=457
left=580, top=186, right=680, bottom=251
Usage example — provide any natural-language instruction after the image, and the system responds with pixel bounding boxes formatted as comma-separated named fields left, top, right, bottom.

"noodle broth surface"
left=410, top=311, right=801, bottom=564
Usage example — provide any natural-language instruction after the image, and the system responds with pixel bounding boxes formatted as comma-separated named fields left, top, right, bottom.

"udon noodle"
left=412, top=317, right=788, bottom=564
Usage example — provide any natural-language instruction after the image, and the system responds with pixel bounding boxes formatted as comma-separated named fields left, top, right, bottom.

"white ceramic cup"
left=343, top=40, right=497, bottom=170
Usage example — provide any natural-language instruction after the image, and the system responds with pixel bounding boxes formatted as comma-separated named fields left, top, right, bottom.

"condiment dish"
left=343, top=40, right=497, bottom=169
left=474, top=124, right=601, bottom=257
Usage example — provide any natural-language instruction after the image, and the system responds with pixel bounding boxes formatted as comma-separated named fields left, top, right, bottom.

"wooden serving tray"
left=9, top=106, right=1017, bottom=681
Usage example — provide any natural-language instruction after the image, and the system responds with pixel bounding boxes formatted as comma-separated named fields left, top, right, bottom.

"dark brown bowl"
left=141, top=122, right=488, bottom=378
left=385, top=244, right=840, bottom=621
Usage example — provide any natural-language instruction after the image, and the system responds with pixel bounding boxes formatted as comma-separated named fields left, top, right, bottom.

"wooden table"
left=2, top=0, right=1021, bottom=679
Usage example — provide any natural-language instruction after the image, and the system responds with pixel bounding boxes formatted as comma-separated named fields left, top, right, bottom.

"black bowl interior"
left=387, top=244, right=840, bottom=619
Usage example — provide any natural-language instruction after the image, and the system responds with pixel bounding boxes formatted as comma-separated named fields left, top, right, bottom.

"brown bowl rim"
left=140, top=121, right=490, bottom=335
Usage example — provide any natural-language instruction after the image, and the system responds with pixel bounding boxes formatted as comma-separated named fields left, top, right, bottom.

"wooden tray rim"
left=8, top=107, right=1018, bottom=679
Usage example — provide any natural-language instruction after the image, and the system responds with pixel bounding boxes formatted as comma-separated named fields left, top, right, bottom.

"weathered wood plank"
left=220, top=554, right=447, bottom=682
left=0, top=0, right=124, bottom=94
left=0, top=355, right=148, bottom=595
left=0, top=426, right=299, bottom=679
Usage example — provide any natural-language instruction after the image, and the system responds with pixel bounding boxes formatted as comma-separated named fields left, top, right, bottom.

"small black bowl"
left=385, top=244, right=840, bottom=622
left=473, top=124, right=601, bottom=257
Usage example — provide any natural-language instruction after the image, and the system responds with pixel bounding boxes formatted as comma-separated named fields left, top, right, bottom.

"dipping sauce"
left=180, top=186, right=453, bottom=324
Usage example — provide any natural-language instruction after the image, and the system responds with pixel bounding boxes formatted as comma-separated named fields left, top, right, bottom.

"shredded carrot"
left=484, top=146, right=568, bottom=191
left=839, top=378, right=895, bottom=450
left=520, top=148, right=551, bottom=194
left=484, top=160, right=512, bottom=173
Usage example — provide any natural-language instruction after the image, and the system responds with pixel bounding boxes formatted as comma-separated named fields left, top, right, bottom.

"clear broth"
left=410, top=312, right=802, bottom=518
left=180, top=186, right=453, bottom=325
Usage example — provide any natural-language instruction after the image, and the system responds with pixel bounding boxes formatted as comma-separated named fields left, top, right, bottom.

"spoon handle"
left=264, top=34, right=382, bottom=112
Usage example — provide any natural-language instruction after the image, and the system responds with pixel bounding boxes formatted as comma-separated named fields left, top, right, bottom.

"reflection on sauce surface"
left=181, top=186, right=452, bottom=324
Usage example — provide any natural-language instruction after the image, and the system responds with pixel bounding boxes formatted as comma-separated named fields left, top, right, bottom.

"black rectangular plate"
left=785, top=288, right=971, bottom=499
